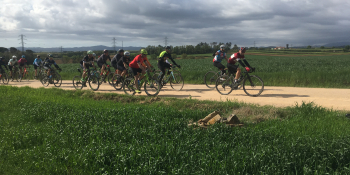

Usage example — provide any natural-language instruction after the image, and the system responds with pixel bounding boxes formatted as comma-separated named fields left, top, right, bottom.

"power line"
left=59, top=46, right=63, bottom=52
left=112, top=37, right=117, bottom=53
left=164, top=37, right=168, bottom=47
left=19, top=34, right=26, bottom=52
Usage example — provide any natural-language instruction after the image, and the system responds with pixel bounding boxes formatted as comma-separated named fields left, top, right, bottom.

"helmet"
left=118, top=49, right=124, bottom=53
left=93, top=53, right=96, bottom=57
left=220, top=45, right=225, bottom=49
left=103, top=49, right=108, bottom=53
left=0, top=57, right=3, bottom=61
left=12, top=55, right=17, bottom=59
left=165, top=46, right=171, bottom=50
left=240, top=47, right=246, bottom=53
left=140, top=49, right=148, bottom=55
left=21, top=55, right=25, bottom=58
left=48, top=54, right=53, bottom=57
left=47, top=53, right=51, bottom=56
left=87, top=50, right=94, bottom=54
left=37, top=55, right=40, bottom=57
left=124, top=51, right=130, bottom=56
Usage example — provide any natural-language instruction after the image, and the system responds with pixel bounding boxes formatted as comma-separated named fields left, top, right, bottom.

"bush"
left=181, top=53, right=187, bottom=59
left=188, top=55, right=195, bottom=59
left=171, top=54, right=177, bottom=59
left=62, top=56, right=70, bottom=64
left=150, top=54, right=157, bottom=60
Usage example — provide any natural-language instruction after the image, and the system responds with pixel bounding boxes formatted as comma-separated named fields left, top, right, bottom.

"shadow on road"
left=255, top=94, right=309, bottom=98
left=158, top=94, right=200, bottom=98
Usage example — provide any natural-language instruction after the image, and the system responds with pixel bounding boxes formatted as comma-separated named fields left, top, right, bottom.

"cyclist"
left=0, top=57, right=8, bottom=75
left=80, top=50, right=96, bottom=86
left=227, top=47, right=254, bottom=87
left=158, top=46, right=181, bottom=84
left=17, top=55, right=28, bottom=78
left=129, top=49, right=152, bottom=93
left=43, top=54, right=62, bottom=81
left=111, top=49, right=129, bottom=77
left=97, top=49, right=111, bottom=81
left=33, top=55, right=42, bottom=79
left=213, top=45, right=228, bottom=76
left=8, top=55, right=18, bottom=81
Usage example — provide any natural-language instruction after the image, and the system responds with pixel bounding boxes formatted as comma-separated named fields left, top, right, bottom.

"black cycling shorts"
left=158, top=62, right=171, bottom=74
left=117, top=65, right=126, bottom=72
left=213, top=61, right=225, bottom=70
left=8, top=65, right=13, bottom=71
left=227, top=63, right=239, bottom=75
left=97, top=61, right=105, bottom=68
left=34, top=65, right=38, bottom=69
left=130, top=67, right=142, bottom=76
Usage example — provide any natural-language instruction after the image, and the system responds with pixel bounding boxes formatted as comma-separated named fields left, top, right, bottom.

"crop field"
left=57, top=53, right=350, bottom=88
left=1, top=86, right=350, bottom=174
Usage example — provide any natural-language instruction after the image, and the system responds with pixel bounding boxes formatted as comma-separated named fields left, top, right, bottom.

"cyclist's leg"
left=213, top=61, right=226, bottom=75
left=158, top=62, right=167, bottom=82
left=8, top=66, right=13, bottom=78
left=34, top=65, right=38, bottom=77
left=117, top=66, right=126, bottom=77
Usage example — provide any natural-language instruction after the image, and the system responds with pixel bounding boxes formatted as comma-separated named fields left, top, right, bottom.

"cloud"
left=0, top=0, right=349, bottom=48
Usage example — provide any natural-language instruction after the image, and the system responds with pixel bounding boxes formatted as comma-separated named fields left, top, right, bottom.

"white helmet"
left=124, top=51, right=130, bottom=56
left=220, top=45, right=225, bottom=48
left=93, top=53, right=96, bottom=57
left=12, top=55, right=17, bottom=59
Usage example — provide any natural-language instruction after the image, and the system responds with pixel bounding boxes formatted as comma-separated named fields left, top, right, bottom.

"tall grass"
left=1, top=86, right=350, bottom=174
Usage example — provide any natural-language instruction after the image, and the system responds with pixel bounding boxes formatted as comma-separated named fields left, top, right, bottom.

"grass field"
left=1, top=86, right=350, bottom=174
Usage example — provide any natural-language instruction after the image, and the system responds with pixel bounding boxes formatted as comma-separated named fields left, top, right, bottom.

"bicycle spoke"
left=243, top=75, right=264, bottom=97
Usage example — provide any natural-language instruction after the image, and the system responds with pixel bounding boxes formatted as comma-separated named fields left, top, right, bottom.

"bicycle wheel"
left=1, top=73, right=9, bottom=84
left=88, top=76, right=100, bottom=91
left=111, top=74, right=123, bottom=90
left=123, top=77, right=136, bottom=96
left=242, top=75, right=264, bottom=97
left=72, top=75, right=83, bottom=90
left=23, top=72, right=30, bottom=81
left=170, top=73, right=184, bottom=91
left=107, top=73, right=114, bottom=85
left=144, top=78, right=160, bottom=96
left=53, top=74, right=62, bottom=87
left=204, top=71, right=219, bottom=88
left=41, top=76, right=50, bottom=87
left=215, top=76, right=234, bottom=95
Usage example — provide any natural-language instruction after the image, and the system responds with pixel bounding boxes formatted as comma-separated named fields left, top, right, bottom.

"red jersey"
left=129, top=54, right=149, bottom=69
left=228, top=52, right=245, bottom=65
left=17, top=58, right=27, bottom=65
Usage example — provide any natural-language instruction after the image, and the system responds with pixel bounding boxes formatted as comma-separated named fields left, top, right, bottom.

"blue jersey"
left=33, top=58, right=42, bottom=66
left=213, top=50, right=226, bottom=62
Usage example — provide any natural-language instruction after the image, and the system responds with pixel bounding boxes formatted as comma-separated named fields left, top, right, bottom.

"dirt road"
left=3, top=80, right=350, bottom=111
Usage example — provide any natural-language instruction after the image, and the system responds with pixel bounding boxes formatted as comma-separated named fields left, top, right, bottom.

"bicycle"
left=40, top=68, right=62, bottom=87
left=123, top=68, right=160, bottom=96
left=204, top=69, right=225, bottom=89
left=10, top=66, right=20, bottom=82
left=72, top=68, right=100, bottom=91
left=153, top=65, right=184, bottom=91
left=19, top=65, right=30, bottom=82
left=32, top=65, right=43, bottom=80
left=99, top=65, right=113, bottom=85
left=215, top=68, right=264, bottom=97
left=110, top=67, right=133, bottom=90
left=0, top=69, right=9, bottom=84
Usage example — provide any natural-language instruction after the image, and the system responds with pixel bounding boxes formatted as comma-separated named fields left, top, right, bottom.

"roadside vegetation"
left=1, top=86, right=350, bottom=174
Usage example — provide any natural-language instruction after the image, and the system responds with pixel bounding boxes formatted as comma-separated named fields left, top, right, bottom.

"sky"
left=0, top=0, right=350, bottom=48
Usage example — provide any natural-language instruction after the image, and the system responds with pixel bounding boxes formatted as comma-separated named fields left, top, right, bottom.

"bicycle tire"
left=72, top=75, right=83, bottom=90
left=170, top=73, right=184, bottom=91
left=41, top=76, right=50, bottom=87
left=88, top=76, right=100, bottom=91
left=1, top=73, right=9, bottom=84
left=204, top=71, right=219, bottom=89
left=107, top=73, right=114, bottom=85
left=144, top=78, right=160, bottom=96
left=242, top=75, right=264, bottom=97
left=123, top=77, right=136, bottom=96
left=215, top=76, right=234, bottom=95
left=53, top=74, right=62, bottom=87
left=23, top=72, right=30, bottom=81
left=111, top=74, right=123, bottom=90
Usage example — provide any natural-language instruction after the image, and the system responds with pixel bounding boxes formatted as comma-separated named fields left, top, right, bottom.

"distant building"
left=274, top=47, right=285, bottom=50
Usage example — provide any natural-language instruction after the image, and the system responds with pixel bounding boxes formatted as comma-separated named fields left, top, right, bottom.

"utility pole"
left=122, top=41, right=123, bottom=49
left=254, top=41, right=256, bottom=48
left=19, top=34, right=26, bottom=53
left=164, top=37, right=168, bottom=47
left=112, top=37, right=117, bottom=53
left=59, top=46, right=63, bottom=52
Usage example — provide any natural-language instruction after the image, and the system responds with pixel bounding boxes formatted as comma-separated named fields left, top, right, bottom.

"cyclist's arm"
left=243, top=59, right=251, bottom=68
left=237, top=59, right=246, bottom=67
left=137, top=62, right=146, bottom=71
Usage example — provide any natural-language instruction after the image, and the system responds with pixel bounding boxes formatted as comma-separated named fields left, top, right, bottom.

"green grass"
left=1, top=86, right=350, bottom=174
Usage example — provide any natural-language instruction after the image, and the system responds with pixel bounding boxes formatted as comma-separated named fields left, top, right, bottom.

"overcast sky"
left=1, top=0, right=349, bottom=48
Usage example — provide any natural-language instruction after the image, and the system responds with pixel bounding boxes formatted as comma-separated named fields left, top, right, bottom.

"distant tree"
left=171, top=53, right=177, bottom=59
left=10, top=47, right=18, bottom=53
left=320, top=46, right=325, bottom=49
left=62, top=56, right=70, bottom=64
left=25, top=50, right=34, bottom=54
left=307, top=45, right=312, bottom=49
left=181, top=53, right=187, bottom=59
left=343, top=45, right=350, bottom=52
left=232, top=44, right=239, bottom=51
left=0, top=47, right=9, bottom=53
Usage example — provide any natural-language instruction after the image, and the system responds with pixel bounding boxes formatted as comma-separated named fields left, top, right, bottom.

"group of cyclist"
left=0, top=44, right=254, bottom=92
left=0, top=54, right=62, bottom=82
